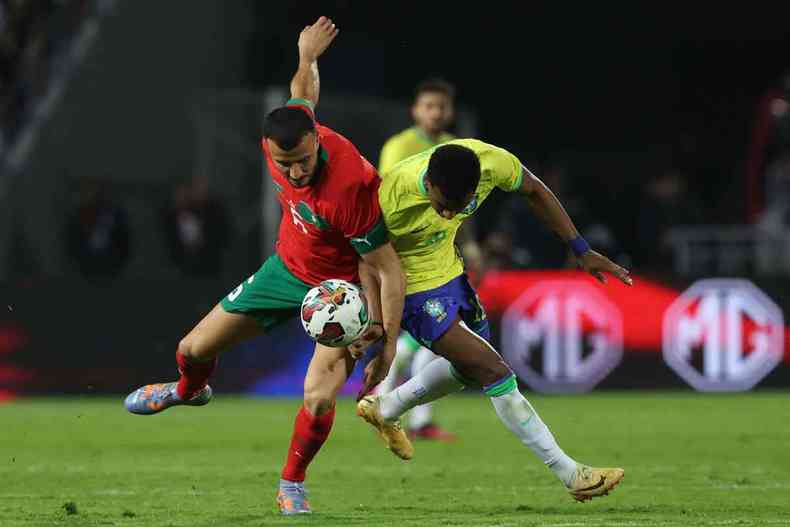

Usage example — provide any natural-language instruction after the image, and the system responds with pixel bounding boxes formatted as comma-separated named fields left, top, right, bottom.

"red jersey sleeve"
left=336, top=171, right=387, bottom=255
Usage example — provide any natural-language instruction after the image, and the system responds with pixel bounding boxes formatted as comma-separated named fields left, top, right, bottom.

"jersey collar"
left=314, top=144, right=329, bottom=180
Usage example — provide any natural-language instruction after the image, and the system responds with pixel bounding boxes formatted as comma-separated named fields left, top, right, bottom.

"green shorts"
left=220, top=254, right=312, bottom=332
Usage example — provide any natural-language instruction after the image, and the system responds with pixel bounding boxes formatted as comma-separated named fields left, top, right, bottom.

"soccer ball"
left=300, top=279, right=370, bottom=347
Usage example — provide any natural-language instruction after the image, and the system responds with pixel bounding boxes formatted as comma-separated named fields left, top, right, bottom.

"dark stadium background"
left=1, top=1, right=789, bottom=398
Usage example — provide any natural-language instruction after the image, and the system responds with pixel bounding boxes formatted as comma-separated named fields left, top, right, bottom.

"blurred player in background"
left=378, top=78, right=456, bottom=173
left=124, top=17, right=406, bottom=516
left=358, top=139, right=631, bottom=502
left=376, top=78, right=459, bottom=441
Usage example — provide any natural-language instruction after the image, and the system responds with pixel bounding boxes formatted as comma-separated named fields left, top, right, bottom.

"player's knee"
left=303, top=388, right=335, bottom=416
left=177, top=333, right=216, bottom=362
left=479, top=358, right=512, bottom=386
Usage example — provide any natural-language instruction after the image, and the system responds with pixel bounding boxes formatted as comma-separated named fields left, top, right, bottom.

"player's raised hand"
left=578, top=250, right=633, bottom=286
left=298, top=16, right=339, bottom=63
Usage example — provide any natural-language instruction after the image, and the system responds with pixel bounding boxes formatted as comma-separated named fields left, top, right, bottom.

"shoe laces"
left=578, top=465, right=593, bottom=481
left=154, top=383, right=177, bottom=402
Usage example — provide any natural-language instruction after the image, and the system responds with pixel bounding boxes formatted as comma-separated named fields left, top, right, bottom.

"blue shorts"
left=402, top=274, right=490, bottom=349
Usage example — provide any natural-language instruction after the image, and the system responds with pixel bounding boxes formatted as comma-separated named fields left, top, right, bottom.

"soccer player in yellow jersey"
left=378, top=78, right=456, bottom=174
left=377, top=79, right=458, bottom=442
left=358, top=139, right=631, bottom=502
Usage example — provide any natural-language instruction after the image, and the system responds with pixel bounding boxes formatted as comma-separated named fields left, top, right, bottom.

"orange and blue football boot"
left=277, top=480, right=312, bottom=515
left=124, top=382, right=212, bottom=415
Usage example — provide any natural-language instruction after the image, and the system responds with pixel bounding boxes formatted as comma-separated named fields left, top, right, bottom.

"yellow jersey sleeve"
left=483, top=143, right=524, bottom=192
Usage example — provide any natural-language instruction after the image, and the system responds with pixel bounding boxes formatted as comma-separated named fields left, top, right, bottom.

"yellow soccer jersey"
left=378, top=127, right=456, bottom=174
left=379, top=138, right=524, bottom=294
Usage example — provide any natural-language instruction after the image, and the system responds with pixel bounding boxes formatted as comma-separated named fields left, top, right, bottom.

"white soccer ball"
left=300, top=279, right=370, bottom=347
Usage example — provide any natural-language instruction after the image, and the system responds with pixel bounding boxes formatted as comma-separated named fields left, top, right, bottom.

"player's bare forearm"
left=358, top=262, right=383, bottom=323
left=290, top=16, right=338, bottom=106
left=518, top=166, right=580, bottom=243
left=518, top=165, right=633, bottom=285
left=361, top=243, right=406, bottom=354
left=290, top=61, right=320, bottom=105
left=378, top=266, right=406, bottom=351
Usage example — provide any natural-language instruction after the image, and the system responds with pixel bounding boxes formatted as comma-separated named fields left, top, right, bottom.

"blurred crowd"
left=749, top=71, right=790, bottom=233
left=0, top=0, right=90, bottom=157
left=56, top=72, right=790, bottom=282
left=64, top=176, right=231, bottom=281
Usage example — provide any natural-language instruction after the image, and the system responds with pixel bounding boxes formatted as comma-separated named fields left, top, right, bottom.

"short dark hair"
left=414, top=77, right=456, bottom=102
left=427, top=145, right=480, bottom=207
left=263, top=107, right=316, bottom=150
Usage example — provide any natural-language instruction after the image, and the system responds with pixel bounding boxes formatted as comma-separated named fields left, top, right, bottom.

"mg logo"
left=501, top=281, right=623, bottom=393
left=663, top=279, right=784, bottom=392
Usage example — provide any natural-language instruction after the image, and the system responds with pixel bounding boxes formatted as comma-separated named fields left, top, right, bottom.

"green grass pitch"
left=1, top=392, right=789, bottom=526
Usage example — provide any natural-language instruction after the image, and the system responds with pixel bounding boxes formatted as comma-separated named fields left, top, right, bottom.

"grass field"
left=1, top=392, right=789, bottom=526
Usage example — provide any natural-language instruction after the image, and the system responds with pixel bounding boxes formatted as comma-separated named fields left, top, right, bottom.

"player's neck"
left=415, top=126, right=443, bottom=145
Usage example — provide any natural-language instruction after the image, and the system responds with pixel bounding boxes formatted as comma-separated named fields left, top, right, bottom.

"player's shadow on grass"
left=513, top=504, right=678, bottom=515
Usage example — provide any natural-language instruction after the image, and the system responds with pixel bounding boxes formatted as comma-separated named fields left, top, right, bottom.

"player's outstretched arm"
left=290, top=16, right=339, bottom=108
left=518, top=165, right=632, bottom=285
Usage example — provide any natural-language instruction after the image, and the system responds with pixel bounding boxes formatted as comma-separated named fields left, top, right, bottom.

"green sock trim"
left=484, top=374, right=518, bottom=397
left=449, top=365, right=476, bottom=387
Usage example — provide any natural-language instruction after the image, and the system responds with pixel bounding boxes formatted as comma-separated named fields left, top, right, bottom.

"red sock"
left=281, top=405, right=335, bottom=482
left=176, top=351, right=217, bottom=400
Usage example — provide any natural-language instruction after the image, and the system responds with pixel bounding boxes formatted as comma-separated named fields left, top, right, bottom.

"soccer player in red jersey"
left=124, top=17, right=405, bottom=515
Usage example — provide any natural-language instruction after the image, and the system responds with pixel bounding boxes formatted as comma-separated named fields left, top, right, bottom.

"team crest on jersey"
left=423, top=299, right=447, bottom=323
left=297, top=201, right=331, bottom=230
left=461, top=195, right=478, bottom=215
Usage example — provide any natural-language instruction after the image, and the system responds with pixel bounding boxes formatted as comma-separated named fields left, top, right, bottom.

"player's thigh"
left=180, top=303, right=262, bottom=359
left=432, top=318, right=511, bottom=386
left=189, top=253, right=313, bottom=358
left=304, top=344, right=354, bottom=396
left=303, top=344, right=354, bottom=414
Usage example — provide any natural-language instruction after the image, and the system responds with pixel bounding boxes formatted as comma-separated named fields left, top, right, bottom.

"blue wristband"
left=569, top=236, right=591, bottom=257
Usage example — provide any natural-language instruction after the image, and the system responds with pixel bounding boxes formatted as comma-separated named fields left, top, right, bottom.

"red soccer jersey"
left=262, top=99, right=387, bottom=286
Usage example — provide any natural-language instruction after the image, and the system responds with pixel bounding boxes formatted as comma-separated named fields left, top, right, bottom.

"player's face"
left=425, top=180, right=473, bottom=220
left=412, top=92, right=454, bottom=136
left=267, top=133, right=320, bottom=188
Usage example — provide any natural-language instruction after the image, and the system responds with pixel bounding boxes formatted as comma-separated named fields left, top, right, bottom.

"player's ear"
left=311, top=132, right=320, bottom=154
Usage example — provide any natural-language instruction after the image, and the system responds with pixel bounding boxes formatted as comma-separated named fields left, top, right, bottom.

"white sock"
left=378, top=357, right=464, bottom=421
left=407, top=347, right=440, bottom=430
left=490, top=387, right=578, bottom=486
left=451, top=319, right=578, bottom=485
left=378, top=332, right=418, bottom=395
